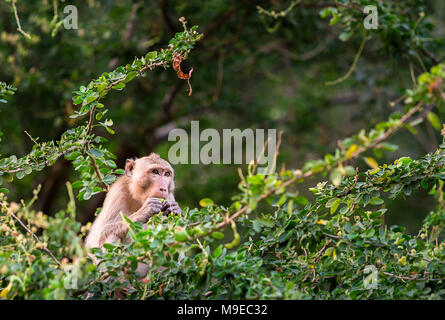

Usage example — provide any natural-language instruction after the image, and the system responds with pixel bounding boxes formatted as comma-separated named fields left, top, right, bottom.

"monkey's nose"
left=160, top=188, right=167, bottom=193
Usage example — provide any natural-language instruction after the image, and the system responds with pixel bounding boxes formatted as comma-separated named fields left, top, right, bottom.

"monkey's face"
left=127, top=157, right=175, bottom=202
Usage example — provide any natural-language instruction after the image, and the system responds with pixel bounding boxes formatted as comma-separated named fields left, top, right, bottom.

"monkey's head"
left=125, top=153, right=175, bottom=202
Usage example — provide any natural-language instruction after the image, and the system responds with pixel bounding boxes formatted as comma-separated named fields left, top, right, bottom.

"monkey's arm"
left=98, top=198, right=163, bottom=246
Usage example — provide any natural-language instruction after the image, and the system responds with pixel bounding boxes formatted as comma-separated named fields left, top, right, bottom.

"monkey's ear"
left=125, top=159, right=136, bottom=177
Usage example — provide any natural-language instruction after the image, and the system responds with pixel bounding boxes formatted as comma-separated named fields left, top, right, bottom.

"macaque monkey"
left=85, top=153, right=182, bottom=249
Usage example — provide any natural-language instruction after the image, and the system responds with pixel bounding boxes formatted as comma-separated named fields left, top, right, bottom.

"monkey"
left=84, top=153, right=181, bottom=298
left=85, top=153, right=182, bottom=250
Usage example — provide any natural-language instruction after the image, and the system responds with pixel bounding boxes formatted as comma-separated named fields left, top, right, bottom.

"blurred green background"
left=0, top=0, right=444, bottom=234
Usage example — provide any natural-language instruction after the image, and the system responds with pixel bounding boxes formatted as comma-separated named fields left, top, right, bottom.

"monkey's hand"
left=134, top=198, right=164, bottom=223
left=162, top=201, right=182, bottom=216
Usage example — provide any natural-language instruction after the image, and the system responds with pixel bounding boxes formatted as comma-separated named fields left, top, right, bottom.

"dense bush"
left=1, top=1, right=445, bottom=300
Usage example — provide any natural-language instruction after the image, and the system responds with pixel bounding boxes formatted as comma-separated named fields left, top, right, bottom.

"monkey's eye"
left=165, top=171, right=171, bottom=176
left=151, top=169, right=160, bottom=175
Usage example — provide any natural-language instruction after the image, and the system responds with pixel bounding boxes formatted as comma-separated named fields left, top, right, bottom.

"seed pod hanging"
left=172, top=52, right=194, bottom=96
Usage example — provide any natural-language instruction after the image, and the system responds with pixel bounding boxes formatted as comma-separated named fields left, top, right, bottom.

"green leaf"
left=364, top=157, right=379, bottom=169
left=112, top=82, right=125, bottom=90
left=330, top=199, right=341, bottom=214
left=105, top=127, right=115, bottom=135
left=344, top=166, right=356, bottom=176
left=212, top=245, right=223, bottom=259
left=370, top=211, right=384, bottom=219
left=87, top=148, right=104, bottom=158
left=105, top=160, right=117, bottom=168
left=95, top=83, right=107, bottom=93
left=324, top=247, right=335, bottom=257
left=339, top=206, right=349, bottom=215
left=174, top=230, right=190, bottom=242
left=346, top=144, right=358, bottom=159
left=83, top=187, right=93, bottom=200
left=86, top=94, right=97, bottom=104
left=339, top=31, right=352, bottom=42
left=427, top=112, right=441, bottom=130
left=396, top=156, right=412, bottom=166
left=96, top=112, right=103, bottom=121
left=380, top=142, right=399, bottom=152
left=121, top=214, right=134, bottom=226
left=257, top=217, right=274, bottom=228
left=319, top=7, right=337, bottom=18
left=329, top=14, right=341, bottom=25
left=67, top=151, right=81, bottom=161
left=369, top=197, right=384, bottom=205
left=211, top=232, right=224, bottom=239
left=199, top=198, right=214, bottom=207
left=103, top=243, right=115, bottom=251
left=71, top=181, right=83, bottom=189
left=73, top=95, right=83, bottom=105
left=125, top=71, right=138, bottom=83
left=102, top=174, right=116, bottom=185
left=114, top=169, right=125, bottom=175
left=329, top=168, right=343, bottom=187
left=248, top=198, right=258, bottom=211
left=326, top=198, right=339, bottom=208
left=145, top=51, right=158, bottom=61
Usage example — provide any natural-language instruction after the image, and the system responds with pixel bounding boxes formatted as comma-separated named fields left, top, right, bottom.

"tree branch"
left=8, top=209, right=61, bottom=268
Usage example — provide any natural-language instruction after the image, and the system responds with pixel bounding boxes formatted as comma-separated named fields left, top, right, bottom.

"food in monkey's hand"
left=161, top=199, right=182, bottom=216
left=157, top=198, right=165, bottom=213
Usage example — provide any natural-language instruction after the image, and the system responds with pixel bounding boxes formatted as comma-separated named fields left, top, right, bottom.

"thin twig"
left=86, top=105, right=97, bottom=136
left=257, top=0, right=302, bottom=19
left=349, top=101, right=423, bottom=158
left=326, top=28, right=367, bottom=86
left=11, top=0, right=31, bottom=39
left=382, top=271, right=445, bottom=282
left=3, top=145, right=81, bottom=174
left=84, top=142, right=108, bottom=189
left=84, top=103, right=108, bottom=190
left=105, top=61, right=168, bottom=91
left=8, top=209, right=61, bottom=268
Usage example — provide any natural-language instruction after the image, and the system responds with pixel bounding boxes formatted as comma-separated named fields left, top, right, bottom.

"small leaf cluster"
left=0, top=82, right=16, bottom=104
left=318, top=0, right=436, bottom=56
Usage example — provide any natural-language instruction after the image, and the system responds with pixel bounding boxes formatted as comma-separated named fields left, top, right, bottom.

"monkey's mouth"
left=151, top=191, right=168, bottom=199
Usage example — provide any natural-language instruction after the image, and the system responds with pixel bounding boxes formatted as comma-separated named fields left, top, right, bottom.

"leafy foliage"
left=1, top=1, right=445, bottom=300
left=1, top=136, right=444, bottom=299
left=0, top=82, right=16, bottom=104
